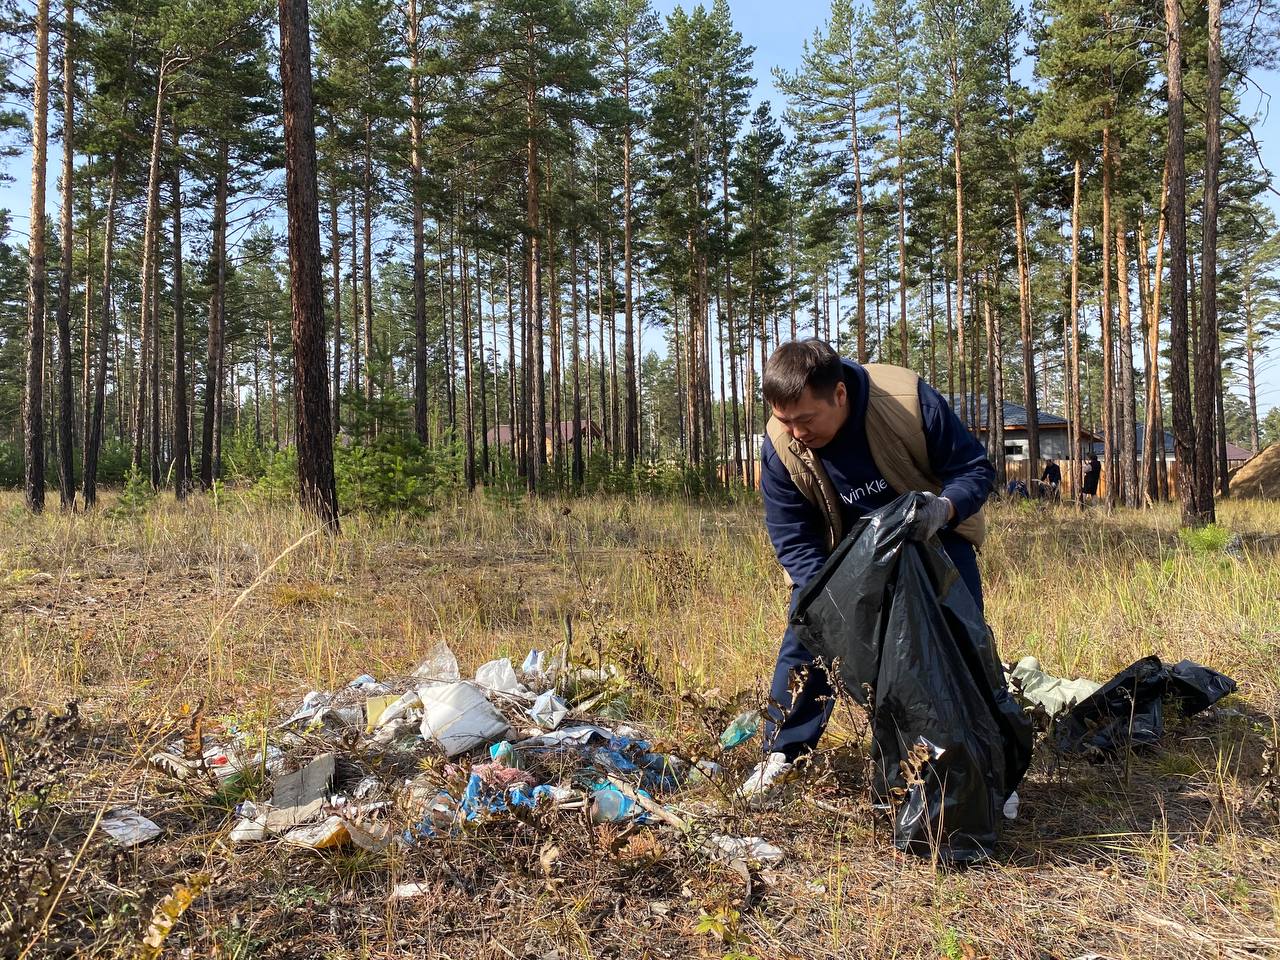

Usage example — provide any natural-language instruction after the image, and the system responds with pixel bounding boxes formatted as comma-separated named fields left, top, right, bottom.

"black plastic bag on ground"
left=1055, top=657, right=1237, bottom=758
left=790, top=493, right=1033, bottom=865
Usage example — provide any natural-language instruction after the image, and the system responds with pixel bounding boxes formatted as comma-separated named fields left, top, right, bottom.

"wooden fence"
left=722, top=456, right=1199, bottom=501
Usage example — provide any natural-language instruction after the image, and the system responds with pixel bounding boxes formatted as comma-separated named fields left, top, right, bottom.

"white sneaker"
left=737, top=752, right=794, bottom=807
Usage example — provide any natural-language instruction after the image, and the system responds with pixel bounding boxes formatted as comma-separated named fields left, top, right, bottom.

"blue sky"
left=2, top=0, right=1277, bottom=415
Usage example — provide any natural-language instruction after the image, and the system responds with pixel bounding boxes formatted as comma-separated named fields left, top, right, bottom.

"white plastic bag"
left=413, top=640, right=460, bottom=682
left=474, top=658, right=526, bottom=696
left=419, top=682, right=510, bottom=756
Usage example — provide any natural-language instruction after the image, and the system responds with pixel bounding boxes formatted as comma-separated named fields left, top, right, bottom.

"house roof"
left=947, top=395, right=1098, bottom=439
left=485, top=420, right=603, bottom=444
left=1092, top=426, right=1254, bottom=462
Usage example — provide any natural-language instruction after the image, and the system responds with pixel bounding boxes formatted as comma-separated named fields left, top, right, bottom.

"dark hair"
left=763, top=339, right=843, bottom=408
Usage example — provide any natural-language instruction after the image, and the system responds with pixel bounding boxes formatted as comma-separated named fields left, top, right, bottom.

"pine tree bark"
left=570, top=231, right=583, bottom=488
left=279, top=0, right=338, bottom=527
left=1194, top=0, right=1221, bottom=519
left=1165, top=0, right=1197, bottom=524
left=24, top=0, right=50, bottom=512
left=1244, top=272, right=1260, bottom=454
left=266, top=291, right=280, bottom=448
left=148, top=203, right=161, bottom=486
left=132, top=71, right=168, bottom=479
left=1115, top=215, right=1138, bottom=507
left=54, top=0, right=75, bottom=508
left=200, top=142, right=228, bottom=488
left=547, top=193, right=562, bottom=479
left=623, top=45, right=638, bottom=469
left=362, top=122, right=374, bottom=409
left=1101, top=113, right=1116, bottom=507
left=476, top=243, right=489, bottom=478
left=951, top=61, right=967, bottom=426
left=1068, top=157, right=1084, bottom=500
left=329, top=189, right=342, bottom=434
left=894, top=95, right=908, bottom=364
left=526, top=41, right=545, bottom=490
left=83, top=156, right=119, bottom=507
left=408, top=0, right=427, bottom=444
left=459, top=223, right=475, bottom=490
left=851, top=83, right=867, bottom=363
left=1138, top=172, right=1169, bottom=502
left=984, top=278, right=1005, bottom=488
left=172, top=117, right=192, bottom=498
left=80, top=163, right=93, bottom=473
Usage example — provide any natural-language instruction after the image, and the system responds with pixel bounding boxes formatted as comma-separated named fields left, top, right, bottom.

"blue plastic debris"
left=589, top=782, right=652, bottom=823
left=489, top=740, right=516, bottom=765
left=718, top=710, right=761, bottom=750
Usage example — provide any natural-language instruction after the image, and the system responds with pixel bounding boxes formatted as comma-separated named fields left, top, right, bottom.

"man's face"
left=771, top=382, right=849, bottom=449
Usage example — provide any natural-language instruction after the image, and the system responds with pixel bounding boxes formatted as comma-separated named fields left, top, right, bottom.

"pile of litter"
left=1230, top=441, right=1280, bottom=499
left=136, top=642, right=778, bottom=871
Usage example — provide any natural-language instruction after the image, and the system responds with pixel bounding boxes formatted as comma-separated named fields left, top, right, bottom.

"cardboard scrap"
left=264, top=753, right=335, bottom=831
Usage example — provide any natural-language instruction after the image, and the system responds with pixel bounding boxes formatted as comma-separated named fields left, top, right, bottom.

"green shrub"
left=105, top=466, right=158, bottom=519
left=334, top=437, right=461, bottom=515
left=223, top=430, right=274, bottom=484
left=1178, top=522, right=1232, bottom=555
left=249, top=447, right=298, bottom=506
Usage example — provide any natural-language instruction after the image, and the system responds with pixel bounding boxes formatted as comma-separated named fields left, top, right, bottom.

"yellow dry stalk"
left=135, top=872, right=210, bottom=960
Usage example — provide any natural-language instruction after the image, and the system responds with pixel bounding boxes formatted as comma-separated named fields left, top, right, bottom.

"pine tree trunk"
left=460, top=224, right=475, bottom=490
left=895, top=96, right=908, bottom=364
left=132, top=72, right=167, bottom=478
left=570, top=231, right=583, bottom=488
left=266, top=292, right=280, bottom=449
left=1011, top=180, right=1038, bottom=474
left=1101, top=115, right=1116, bottom=507
left=80, top=162, right=93, bottom=474
left=526, top=50, right=545, bottom=490
left=1194, top=0, right=1221, bottom=519
left=200, top=142, right=228, bottom=488
left=279, top=0, right=338, bottom=527
left=1115, top=215, right=1138, bottom=507
left=1138, top=176, right=1169, bottom=502
left=1069, top=157, right=1084, bottom=500
left=1244, top=274, right=1259, bottom=454
left=172, top=117, right=192, bottom=498
left=1165, top=0, right=1196, bottom=524
left=362, top=122, right=374, bottom=409
left=1215, top=336, right=1228, bottom=497
left=148, top=207, right=161, bottom=486
left=608, top=240, right=620, bottom=461
left=54, top=0, right=75, bottom=507
left=352, top=198, right=361, bottom=409
left=408, top=0, right=427, bottom=443
left=952, top=70, right=967, bottom=426
left=24, top=0, right=50, bottom=512
left=476, top=244, right=489, bottom=479
left=506, top=254, right=517, bottom=463
left=83, top=156, right=119, bottom=507
left=329, top=189, right=342, bottom=435
left=623, top=56, right=638, bottom=470
left=850, top=84, right=867, bottom=363
left=548, top=195, right=563, bottom=480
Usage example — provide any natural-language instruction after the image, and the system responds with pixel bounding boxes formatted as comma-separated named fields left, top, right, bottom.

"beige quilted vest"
left=764, top=363, right=987, bottom=550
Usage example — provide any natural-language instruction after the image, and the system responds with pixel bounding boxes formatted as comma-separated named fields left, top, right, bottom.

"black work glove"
left=909, top=491, right=954, bottom=542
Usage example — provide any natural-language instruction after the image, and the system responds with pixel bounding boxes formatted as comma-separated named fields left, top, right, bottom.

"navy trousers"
left=765, top=535, right=985, bottom=761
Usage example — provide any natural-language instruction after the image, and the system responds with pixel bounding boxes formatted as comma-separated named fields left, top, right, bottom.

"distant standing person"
left=1040, top=459, right=1062, bottom=499
left=1083, top=453, right=1101, bottom=499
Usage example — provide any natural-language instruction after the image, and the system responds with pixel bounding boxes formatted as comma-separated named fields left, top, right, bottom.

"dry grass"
left=0, top=489, right=1277, bottom=959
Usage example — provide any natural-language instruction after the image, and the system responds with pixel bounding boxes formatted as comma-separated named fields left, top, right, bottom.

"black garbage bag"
left=790, top=493, right=1033, bottom=865
left=1055, top=657, right=1236, bottom=759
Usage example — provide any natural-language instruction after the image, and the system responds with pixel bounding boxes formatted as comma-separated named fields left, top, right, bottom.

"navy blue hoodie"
left=761, top=360, right=994, bottom=589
